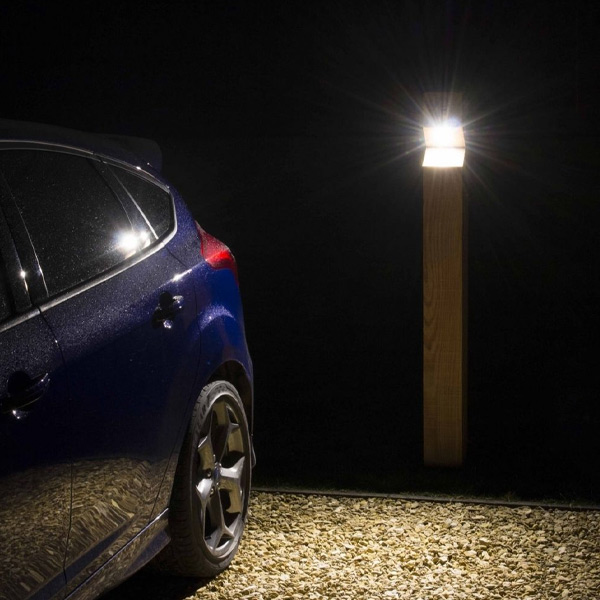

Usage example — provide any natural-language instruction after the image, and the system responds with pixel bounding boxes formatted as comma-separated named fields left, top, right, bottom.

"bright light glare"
left=423, top=122, right=465, bottom=167
left=117, top=230, right=153, bottom=255
left=171, top=269, right=192, bottom=283
left=118, top=232, right=139, bottom=253
left=423, top=148, right=465, bottom=168
left=424, top=125, right=465, bottom=148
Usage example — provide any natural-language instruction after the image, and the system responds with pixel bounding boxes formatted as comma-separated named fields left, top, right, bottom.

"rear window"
left=0, top=150, right=135, bottom=297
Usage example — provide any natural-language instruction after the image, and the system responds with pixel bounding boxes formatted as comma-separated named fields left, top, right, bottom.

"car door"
left=0, top=148, right=198, bottom=593
left=47, top=247, right=197, bottom=595
left=0, top=196, right=71, bottom=600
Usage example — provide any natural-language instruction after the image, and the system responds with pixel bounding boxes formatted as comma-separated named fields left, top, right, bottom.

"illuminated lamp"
left=422, top=123, right=465, bottom=167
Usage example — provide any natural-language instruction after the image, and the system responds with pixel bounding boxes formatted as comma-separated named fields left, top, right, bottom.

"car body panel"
left=0, top=310, right=71, bottom=600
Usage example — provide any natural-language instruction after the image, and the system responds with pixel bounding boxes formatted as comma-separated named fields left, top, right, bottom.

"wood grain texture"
left=423, top=168, right=467, bottom=466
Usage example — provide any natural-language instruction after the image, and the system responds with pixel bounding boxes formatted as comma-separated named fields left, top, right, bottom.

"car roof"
left=0, top=119, right=162, bottom=172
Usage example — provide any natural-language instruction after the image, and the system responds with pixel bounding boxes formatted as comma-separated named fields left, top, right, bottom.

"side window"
left=111, top=167, right=173, bottom=241
left=0, top=150, right=135, bottom=297
left=0, top=266, right=10, bottom=322
left=0, top=210, right=14, bottom=322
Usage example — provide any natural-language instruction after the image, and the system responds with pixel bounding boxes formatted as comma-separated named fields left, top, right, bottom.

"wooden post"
left=423, top=93, right=467, bottom=467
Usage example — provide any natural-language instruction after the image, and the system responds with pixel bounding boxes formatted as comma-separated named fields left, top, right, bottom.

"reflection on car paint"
left=65, top=458, right=168, bottom=594
left=0, top=465, right=70, bottom=599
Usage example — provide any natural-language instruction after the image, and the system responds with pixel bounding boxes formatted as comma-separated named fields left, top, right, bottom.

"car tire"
left=157, top=380, right=252, bottom=577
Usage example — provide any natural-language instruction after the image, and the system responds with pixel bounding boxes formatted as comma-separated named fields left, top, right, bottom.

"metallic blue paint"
left=0, top=120, right=253, bottom=600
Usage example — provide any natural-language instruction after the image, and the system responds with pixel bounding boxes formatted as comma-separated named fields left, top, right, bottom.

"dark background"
left=2, top=0, right=599, bottom=502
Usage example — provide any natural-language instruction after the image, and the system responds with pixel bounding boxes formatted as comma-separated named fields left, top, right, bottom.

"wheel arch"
left=148, top=359, right=253, bottom=523
left=207, top=360, right=253, bottom=436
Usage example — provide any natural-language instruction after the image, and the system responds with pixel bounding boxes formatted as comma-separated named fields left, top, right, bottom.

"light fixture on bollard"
left=423, top=123, right=465, bottom=167
left=422, top=92, right=467, bottom=467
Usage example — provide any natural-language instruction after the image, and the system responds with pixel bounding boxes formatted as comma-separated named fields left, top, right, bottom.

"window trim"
left=0, top=143, right=178, bottom=312
left=0, top=306, right=43, bottom=335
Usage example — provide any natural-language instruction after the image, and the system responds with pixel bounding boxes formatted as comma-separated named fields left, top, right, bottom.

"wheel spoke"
left=196, top=435, right=216, bottom=516
left=212, top=402, right=244, bottom=463
left=216, top=421, right=241, bottom=462
left=220, top=456, right=246, bottom=514
left=211, top=402, right=232, bottom=462
left=206, top=490, right=235, bottom=550
left=197, top=434, right=216, bottom=471
left=195, top=478, right=213, bottom=511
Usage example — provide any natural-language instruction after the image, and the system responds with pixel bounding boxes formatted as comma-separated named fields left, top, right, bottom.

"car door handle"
left=153, top=293, right=184, bottom=329
left=0, top=372, right=51, bottom=413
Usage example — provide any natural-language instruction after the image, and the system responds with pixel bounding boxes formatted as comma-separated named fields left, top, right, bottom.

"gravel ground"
left=108, top=492, right=600, bottom=600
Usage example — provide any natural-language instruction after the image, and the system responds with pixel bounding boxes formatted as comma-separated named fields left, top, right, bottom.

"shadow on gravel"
left=101, top=569, right=207, bottom=600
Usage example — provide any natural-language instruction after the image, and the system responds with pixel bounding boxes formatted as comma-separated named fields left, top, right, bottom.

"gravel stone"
left=108, top=492, right=600, bottom=599
left=190, top=492, right=600, bottom=600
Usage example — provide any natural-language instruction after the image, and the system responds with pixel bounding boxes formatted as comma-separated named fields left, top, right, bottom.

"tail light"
left=195, top=222, right=239, bottom=285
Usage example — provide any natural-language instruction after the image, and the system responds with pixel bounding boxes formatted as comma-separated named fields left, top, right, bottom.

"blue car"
left=0, top=120, right=254, bottom=600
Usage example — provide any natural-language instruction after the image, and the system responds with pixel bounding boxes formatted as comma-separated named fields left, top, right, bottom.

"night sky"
left=2, top=0, right=599, bottom=500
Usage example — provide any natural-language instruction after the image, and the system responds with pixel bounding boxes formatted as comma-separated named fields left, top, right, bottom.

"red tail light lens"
left=195, top=222, right=239, bottom=285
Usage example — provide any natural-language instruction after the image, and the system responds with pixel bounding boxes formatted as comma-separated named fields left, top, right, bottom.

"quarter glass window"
left=112, top=168, right=173, bottom=242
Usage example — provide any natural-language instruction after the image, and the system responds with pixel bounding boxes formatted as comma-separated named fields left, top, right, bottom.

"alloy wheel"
left=195, top=393, right=248, bottom=558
